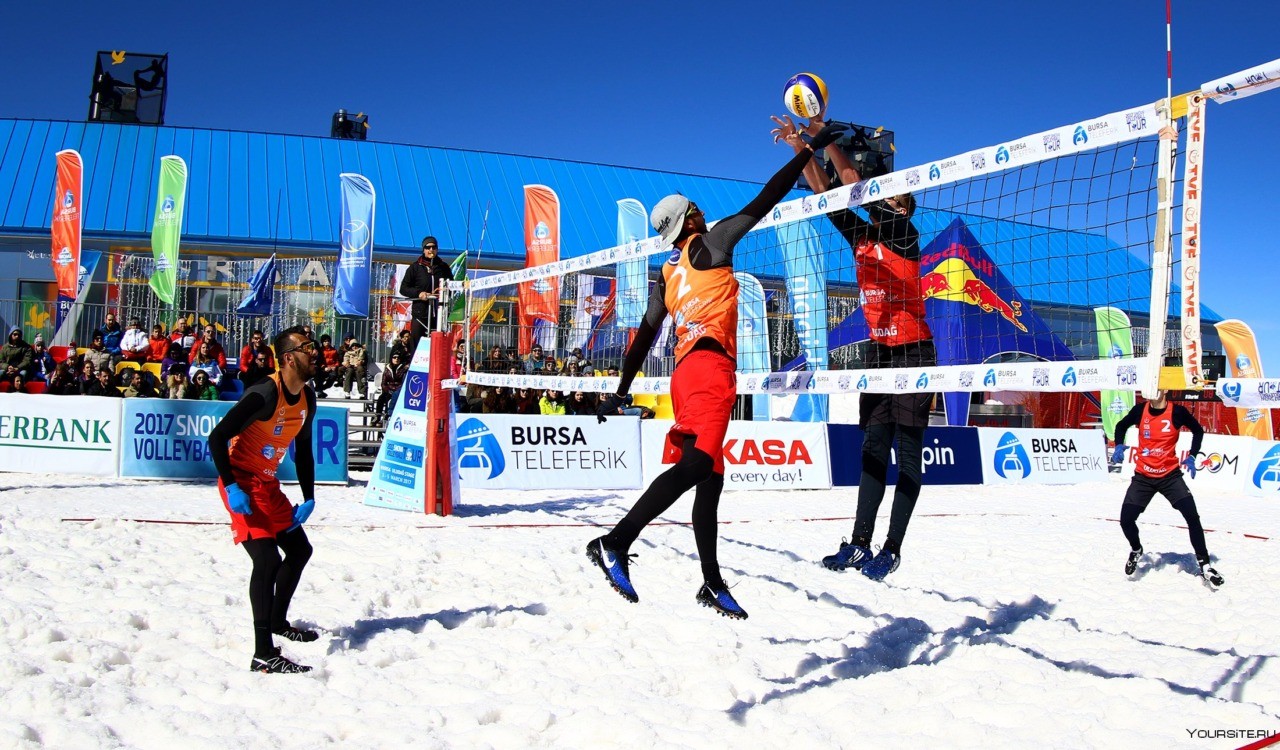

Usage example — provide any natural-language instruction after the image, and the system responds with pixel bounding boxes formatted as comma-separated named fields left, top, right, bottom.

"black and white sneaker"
left=1125, top=547, right=1143, bottom=576
left=696, top=582, right=748, bottom=620
left=1198, top=561, right=1225, bottom=590
left=273, top=625, right=320, bottom=643
left=249, top=648, right=312, bottom=674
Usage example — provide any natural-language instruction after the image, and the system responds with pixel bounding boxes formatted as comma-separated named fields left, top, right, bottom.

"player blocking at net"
left=587, top=122, right=847, bottom=619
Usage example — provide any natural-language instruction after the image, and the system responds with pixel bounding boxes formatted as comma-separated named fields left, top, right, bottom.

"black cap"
left=422, top=235, right=439, bottom=249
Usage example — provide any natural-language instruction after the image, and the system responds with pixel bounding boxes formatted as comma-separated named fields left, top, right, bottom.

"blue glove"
left=288, top=498, right=315, bottom=531
left=225, top=483, right=251, bottom=515
left=1110, top=444, right=1127, bottom=464
left=1181, top=455, right=1199, bottom=478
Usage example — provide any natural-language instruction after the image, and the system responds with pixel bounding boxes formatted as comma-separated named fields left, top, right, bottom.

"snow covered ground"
left=1, top=471, right=1278, bottom=749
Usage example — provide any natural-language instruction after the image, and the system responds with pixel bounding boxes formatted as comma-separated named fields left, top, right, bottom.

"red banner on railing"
left=518, top=185, right=561, bottom=335
left=50, top=150, right=83, bottom=300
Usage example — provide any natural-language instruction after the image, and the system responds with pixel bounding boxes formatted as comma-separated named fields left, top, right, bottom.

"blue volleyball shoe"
left=586, top=537, right=639, bottom=603
left=861, top=548, right=900, bottom=581
left=696, top=582, right=748, bottom=620
left=821, top=539, right=872, bottom=571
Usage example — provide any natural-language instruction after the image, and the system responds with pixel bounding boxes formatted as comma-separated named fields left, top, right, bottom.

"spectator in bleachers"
left=123, top=370, right=161, bottom=398
left=513, top=387, right=539, bottom=414
left=188, top=369, right=219, bottom=400
left=83, top=367, right=122, bottom=398
left=78, top=360, right=97, bottom=389
left=46, top=361, right=77, bottom=395
left=481, top=345, right=507, bottom=373
left=523, top=344, right=552, bottom=374
left=0, top=327, right=33, bottom=390
left=190, top=324, right=228, bottom=369
left=83, top=331, right=113, bottom=372
left=160, top=341, right=185, bottom=377
left=28, top=335, right=55, bottom=383
left=147, top=324, right=169, bottom=362
left=165, top=365, right=189, bottom=399
left=480, top=386, right=514, bottom=414
left=341, top=335, right=369, bottom=399
left=565, top=390, right=598, bottom=416
left=120, top=317, right=151, bottom=362
left=190, top=341, right=224, bottom=386
left=170, top=320, right=196, bottom=354
left=100, top=312, right=123, bottom=361
left=539, top=389, right=566, bottom=415
left=238, top=329, right=275, bottom=374
left=314, top=334, right=341, bottom=397
left=374, top=351, right=407, bottom=425
left=388, top=330, right=412, bottom=365
left=242, top=349, right=275, bottom=388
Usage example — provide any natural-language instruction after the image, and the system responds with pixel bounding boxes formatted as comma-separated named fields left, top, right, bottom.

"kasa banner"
left=50, top=149, right=83, bottom=327
left=334, top=173, right=375, bottom=317
left=119, top=400, right=348, bottom=483
left=641, top=420, right=832, bottom=490
left=1215, top=319, right=1273, bottom=440
left=978, top=427, right=1107, bottom=485
left=518, top=185, right=560, bottom=353
left=149, top=156, right=187, bottom=305
left=455, top=414, right=642, bottom=490
left=365, top=343, right=435, bottom=511
left=0, top=394, right=120, bottom=477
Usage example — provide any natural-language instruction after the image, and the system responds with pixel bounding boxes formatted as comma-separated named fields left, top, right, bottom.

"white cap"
left=650, top=194, right=690, bottom=245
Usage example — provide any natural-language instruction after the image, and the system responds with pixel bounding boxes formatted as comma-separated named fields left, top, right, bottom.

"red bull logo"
left=920, top=257, right=1026, bottom=331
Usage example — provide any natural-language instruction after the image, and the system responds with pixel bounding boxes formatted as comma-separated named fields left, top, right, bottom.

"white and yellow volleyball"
left=783, top=72, right=828, bottom=119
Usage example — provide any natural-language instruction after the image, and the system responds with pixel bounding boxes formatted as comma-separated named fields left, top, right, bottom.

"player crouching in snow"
left=1112, top=389, right=1224, bottom=589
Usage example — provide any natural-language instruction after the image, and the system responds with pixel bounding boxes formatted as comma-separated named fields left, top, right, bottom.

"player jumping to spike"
left=1112, top=389, right=1224, bottom=589
left=209, top=326, right=321, bottom=673
left=588, top=122, right=847, bottom=619
left=774, top=114, right=935, bottom=581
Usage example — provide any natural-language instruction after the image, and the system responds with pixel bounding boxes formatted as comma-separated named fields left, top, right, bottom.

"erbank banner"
left=977, top=428, right=1107, bottom=485
left=641, top=420, right=832, bottom=490
left=454, top=414, right=642, bottom=490
left=119, top=400, right=348, bottom=483
left=0, top=394, right=120, bottom=477
left=1117, top=433, right=1255, bottom=493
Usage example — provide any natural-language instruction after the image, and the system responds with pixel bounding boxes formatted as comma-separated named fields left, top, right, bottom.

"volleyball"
left=783, top=72, right=828, bottom=119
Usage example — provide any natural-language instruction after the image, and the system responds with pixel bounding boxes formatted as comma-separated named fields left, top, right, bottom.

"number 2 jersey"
left=1114, top=401, right=1205, bottom=478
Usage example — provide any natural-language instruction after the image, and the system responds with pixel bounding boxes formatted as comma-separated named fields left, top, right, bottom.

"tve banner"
left=1245, top=440, right=1280, bottom=498
left=1117, top=432, right=1255, bottom=493
left=978, top=428, right=1107, bottom=485
left=119, top=399, right=348, bottom=483
left=826, top=425, right=985, bottom=486
left=456, top=414, right=642, bottom=490
left=0, top=394, right=121, bottom=477
left=641, top=420, right=832, bottom=490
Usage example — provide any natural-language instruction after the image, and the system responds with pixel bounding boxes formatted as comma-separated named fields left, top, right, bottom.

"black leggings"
left=1120, top=497, right=1209, bottom=562
left=853, top=422, right=925, bottom=555
left=604, top=436, right=726, bottom=586
left=242, top=528, right=313, bottom=656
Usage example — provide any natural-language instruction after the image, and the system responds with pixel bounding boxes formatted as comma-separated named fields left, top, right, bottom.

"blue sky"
left=4, top=1, right=1279, bottom=372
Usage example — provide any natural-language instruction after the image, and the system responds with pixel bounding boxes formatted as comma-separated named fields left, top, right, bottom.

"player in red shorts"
left=209, top=326, right=320, bottom=673
left=587, top=122, right=846, bottom=619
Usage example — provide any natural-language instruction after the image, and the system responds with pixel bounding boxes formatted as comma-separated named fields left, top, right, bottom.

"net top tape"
left=448, top=100, right=1162, bottom=293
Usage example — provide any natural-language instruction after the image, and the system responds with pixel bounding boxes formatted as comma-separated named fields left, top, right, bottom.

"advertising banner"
left=615, top=198, right=648, bottom=329
left=977, top=427, right=1107, bottom=485
left=456, top=414, right=642, bottom=490
left=364, top=343, right=433, bottom=511
left=0, top=394, right=121, bottom=477
left=518, top=185, right=561, bottom=333
left=826, top=425, right=984, bottom=486
left=1215, top=320, right=1273, bottom=440
left=1178, top=97, right=1205, bottom=389
left=334, top=173, right=375, bottom=317
left=642, top=420, right=831, bottom=490
left=1244, top=440, right=1280, bottom=498
left=51, top=149, right=83, bottom=327
left=119, top=399, right=348, bottom=483
left=149, top=156, right=188, bottom=305
left=1095, top=307, right=1136, bottom=440
left=776, top=219, right=828, bottom=422
left=1117, top=432, right=1254, bottom=493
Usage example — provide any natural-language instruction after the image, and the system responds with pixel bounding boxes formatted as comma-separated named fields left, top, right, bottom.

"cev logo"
left=916, top=372, right=929, bottom=389
left=1252, top=444, right=1280, bottom=490
left=1061, top=367, right=1077, bottom=387
left=161, top=195, right=175, bottom=214
left=857, top=374, right=868, bottom=390
left=993, top=432, right=1031, bottom=479
left=1072, top=126, right=1088, bottom=146
left=534, top=221, right=550, bottom=240
left=1236, top=354, right=1252, bottom=371
left=928, top=164, right=941, bottom=181
left=983, top=369, right=997, bottom=387
left=1221, top=381, right=1242, bottom=402
left=63, top=190, right=75, bottom=209
left=456, top=418, right=506, bottom=480
left=868, top=180, right=881, bottom=197
left=342, top=219, right=371, bottom=252
left=995, top=146, right=1010, bottom=164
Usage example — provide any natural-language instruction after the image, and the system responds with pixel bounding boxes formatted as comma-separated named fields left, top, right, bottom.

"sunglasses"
left=422, top=245, right=438, bottom=251
left=281, top=340, right=319, bottom=355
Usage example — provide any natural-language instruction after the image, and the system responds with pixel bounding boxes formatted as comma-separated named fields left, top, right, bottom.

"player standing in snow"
left=1112, top=389, right=1224, bottom=588
left=209, top=326, right=322, bottom=673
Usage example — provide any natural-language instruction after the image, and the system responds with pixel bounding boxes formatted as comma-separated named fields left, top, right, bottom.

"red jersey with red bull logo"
left=1135, top=403, right=1180, bottom=477
left=856, top=238, right=931, bottom=347
left=663, top=234, right=738, bottom=364
left=227, top=373, right=308, bottom=480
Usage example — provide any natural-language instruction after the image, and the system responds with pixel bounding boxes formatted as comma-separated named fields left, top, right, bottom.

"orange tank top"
left=228, top=373, right=309, bottom=481
left=662, top=234, right=739, bottom=364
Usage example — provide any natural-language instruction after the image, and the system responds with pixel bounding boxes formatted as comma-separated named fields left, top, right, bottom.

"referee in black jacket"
left=399, top=235, right=454, bottom=353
